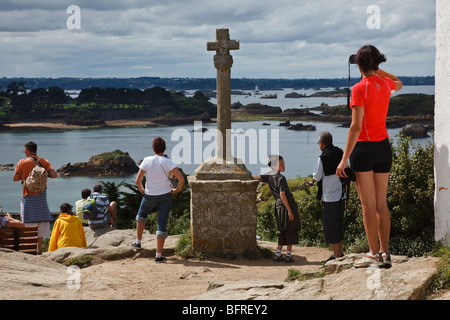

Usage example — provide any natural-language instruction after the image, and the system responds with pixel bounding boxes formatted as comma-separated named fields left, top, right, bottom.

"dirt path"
left=78, top=242, right=332, bottom=300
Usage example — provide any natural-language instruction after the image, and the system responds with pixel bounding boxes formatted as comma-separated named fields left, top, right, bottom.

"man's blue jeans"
left=136, top=192, right=173, bottom=238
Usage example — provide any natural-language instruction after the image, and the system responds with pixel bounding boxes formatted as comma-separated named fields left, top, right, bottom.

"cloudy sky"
left=0, top=0, right=436, bottom=79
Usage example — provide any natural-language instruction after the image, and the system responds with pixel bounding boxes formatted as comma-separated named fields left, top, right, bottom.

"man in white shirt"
left=313, top=132, right=345, bottom=263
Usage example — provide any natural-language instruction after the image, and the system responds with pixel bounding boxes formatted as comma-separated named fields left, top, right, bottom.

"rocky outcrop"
left=285, top=92, right=307, bottom=98
left=44, top=228, right=180, bottom=265
left=287, top=123, right=316, bottom=131
left=57, top=150, right=139, bottom=177
left=190, top=254, right=439, bottom=300
left=400, top=124, right=431, bottom=138
left=0, top=229, right=444, bottom=301
left=260, top=94, right=277, bottom=99
left=234, top=103, right=282, bottom=114
left=0, top=229, right=180, bottom=300
left=0, top=164, right=15, bottom=171
left=309, top=90, right=347, bottom=97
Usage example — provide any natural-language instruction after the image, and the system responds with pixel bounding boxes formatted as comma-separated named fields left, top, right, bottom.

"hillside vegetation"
left=0, top=82, right=216, bottom=122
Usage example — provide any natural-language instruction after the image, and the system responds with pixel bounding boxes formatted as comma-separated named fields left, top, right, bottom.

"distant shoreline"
left=0, top=119, right=161, bottom=133
left=0, top=111, right=434, bottom=134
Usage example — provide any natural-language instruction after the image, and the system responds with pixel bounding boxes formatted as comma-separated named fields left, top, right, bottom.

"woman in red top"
left=336, top=45, right=403, bottom=268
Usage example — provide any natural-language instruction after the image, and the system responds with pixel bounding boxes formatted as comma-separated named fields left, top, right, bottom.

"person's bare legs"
left=354, top=171, right=379, bottom=255
left=354, top=171, right=391, bottom=255
left=108, top=201, right=118, bottom=222
left=374, top=172, right=390, bottom=253
left=332, top=241, right=343, bottom=257
left=136, top=221, right=145, bottom=241
left=157, top=237, right=165, bottom=254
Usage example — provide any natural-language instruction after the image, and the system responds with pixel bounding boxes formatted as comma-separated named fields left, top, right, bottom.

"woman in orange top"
left=336, top=45, right=403, bottom=268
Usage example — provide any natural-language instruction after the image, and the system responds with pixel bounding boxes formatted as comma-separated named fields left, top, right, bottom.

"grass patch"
left=285, top=268, right=326, bottom=282
left=429, top=244, right=450, bottom=294
left=66, top=255, right=94, bottom=268
left=175, top=233, right=206, bottom=260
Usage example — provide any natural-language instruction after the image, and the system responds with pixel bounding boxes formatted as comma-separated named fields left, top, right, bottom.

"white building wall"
left=434, top=0, right=450, bottom=245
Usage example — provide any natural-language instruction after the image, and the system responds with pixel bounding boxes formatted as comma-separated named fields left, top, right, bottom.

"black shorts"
left=349, top=138, right=392, bottom=173
left=278, top=230, right=299, bottom=246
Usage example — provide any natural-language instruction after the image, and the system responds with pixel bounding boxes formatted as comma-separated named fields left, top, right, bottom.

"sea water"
left=0, top=86, right=434, bottom=212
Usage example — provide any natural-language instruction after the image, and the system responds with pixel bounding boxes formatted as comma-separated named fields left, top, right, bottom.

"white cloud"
left=0, top=0, right=436, bottom=78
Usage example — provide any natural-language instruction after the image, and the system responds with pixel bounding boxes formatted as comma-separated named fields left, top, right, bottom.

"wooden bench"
left=0, top=226, right=39, bottom=254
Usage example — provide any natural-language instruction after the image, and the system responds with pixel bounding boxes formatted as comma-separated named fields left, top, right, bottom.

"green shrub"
left=67, top=255, right=94, bottom=268
left=430, top=244, right=450, bottom=293
left=101, top=180, right=191, bottom=232
left=175, top=232, right=206, bottom=260
left=256, top=201, right=277, bottom=241
left=387, top=135, right=435, bottom=256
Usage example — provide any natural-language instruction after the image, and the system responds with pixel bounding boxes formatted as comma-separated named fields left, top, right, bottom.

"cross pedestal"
left=189, top=29, right=259, bottom=253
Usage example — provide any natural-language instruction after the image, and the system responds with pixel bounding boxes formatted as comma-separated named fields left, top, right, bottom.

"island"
left=57, top=150, right=139, bottom=177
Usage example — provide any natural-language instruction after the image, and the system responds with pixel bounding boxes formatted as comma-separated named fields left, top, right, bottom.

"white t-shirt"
left=140, top=155, right=177, bottom=195
left=312, top=158, right=343, bottom=202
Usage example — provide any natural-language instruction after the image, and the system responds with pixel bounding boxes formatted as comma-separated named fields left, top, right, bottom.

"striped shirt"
left=88, top=192, right=110, bottom=228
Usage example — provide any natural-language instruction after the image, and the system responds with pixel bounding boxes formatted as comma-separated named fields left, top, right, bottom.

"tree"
left=6, top=81, right=27, bottom=97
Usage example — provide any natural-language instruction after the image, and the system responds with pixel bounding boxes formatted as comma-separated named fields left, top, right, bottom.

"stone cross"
left=207, top=28, right=239, bottom=161
left=188, top=28, right=257, bottom=254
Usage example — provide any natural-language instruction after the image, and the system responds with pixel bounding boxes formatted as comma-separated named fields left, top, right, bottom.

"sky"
left=0, top=0, right=436, bottom=79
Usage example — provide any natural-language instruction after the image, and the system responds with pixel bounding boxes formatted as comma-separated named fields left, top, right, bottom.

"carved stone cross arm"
left=207, top=28, right=239, bottom=70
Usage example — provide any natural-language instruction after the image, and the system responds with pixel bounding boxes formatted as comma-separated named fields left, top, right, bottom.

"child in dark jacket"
left=254, top=155, right=300, bottom=262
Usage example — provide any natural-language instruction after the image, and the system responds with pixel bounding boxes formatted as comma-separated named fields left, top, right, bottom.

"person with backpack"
left=85, top=184, right=118, bottom=230
left=74, top=188, right=91, bottom=226
left=13, top=141, right=57, bottom=254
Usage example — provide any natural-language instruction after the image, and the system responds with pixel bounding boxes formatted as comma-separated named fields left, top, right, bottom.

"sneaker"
left=353, top=252, right=383, bottom=268
left=285, top=255, right=294, bottom=263
left=155, top=256, right=167, bottom=263
left=381, top=252, right=392, bottom=269
left=273, top=254, right=284, bottom=262
left=321, top=255, right=336, bottom=264
left=131, top=242, right=142, bottom=249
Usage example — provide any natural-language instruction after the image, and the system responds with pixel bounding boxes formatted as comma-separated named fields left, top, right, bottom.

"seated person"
left=88, top=184, right=118, bottom=230
left=48, top=203, right=87, bottom=252
left=75, top=188, right=91, bottom=226
left=0, top=213, right=25, bottom=229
